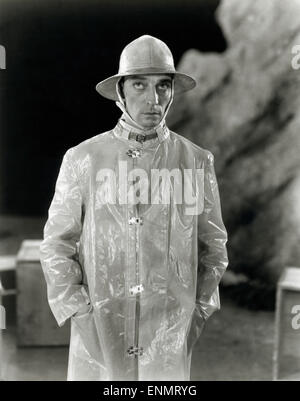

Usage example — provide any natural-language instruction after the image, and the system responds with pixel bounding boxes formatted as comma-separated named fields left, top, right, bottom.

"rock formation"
left=168, top=0, right=300, bottom=307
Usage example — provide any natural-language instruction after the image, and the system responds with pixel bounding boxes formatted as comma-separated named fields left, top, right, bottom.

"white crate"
left=16, top=240, right=70, bottom=346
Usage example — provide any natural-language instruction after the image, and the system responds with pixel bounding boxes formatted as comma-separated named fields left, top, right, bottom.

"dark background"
left=0, top=0, right=226, bottom=216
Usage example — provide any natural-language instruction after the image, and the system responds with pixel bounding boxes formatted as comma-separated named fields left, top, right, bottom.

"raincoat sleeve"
left=40, top=149, right=91, bottom=327
left=196, top=151, right=229, bottom=322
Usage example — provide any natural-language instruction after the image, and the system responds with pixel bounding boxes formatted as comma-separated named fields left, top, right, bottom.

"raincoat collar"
left=114, top=115, right=169, bottom=144
left=113, top=77, right=173, bottom=145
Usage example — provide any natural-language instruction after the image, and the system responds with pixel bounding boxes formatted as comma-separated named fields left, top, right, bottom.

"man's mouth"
left=143, top=112, right=161, bottom=116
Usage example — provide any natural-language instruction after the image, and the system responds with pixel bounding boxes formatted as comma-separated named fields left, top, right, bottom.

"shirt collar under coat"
left=113, top=77, right=174, bottom=145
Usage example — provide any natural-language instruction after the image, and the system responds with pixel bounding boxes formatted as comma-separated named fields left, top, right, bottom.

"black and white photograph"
left=0, top=0, right=300, bottom=383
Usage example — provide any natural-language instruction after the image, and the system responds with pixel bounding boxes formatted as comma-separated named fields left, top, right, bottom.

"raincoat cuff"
left=53, top=285, right=92, bottom=327
left=196, top=302, right=220, bottom=321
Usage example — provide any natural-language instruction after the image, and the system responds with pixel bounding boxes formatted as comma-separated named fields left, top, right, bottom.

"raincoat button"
left=129, top=284, right=144, bottom=296
left=127, top=346, right=144, bottom=356
left=126, top=149, right=141, bottom=158
left=128, top=216, right=143, bottom=225
left=135, top=134, right=146, bottom=143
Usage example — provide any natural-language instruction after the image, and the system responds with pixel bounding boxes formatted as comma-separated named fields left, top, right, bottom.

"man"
left=40, top=35, right=228, bottom=381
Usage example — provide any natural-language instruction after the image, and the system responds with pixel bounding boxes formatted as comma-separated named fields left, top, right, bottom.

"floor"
left=0, top=214, right=276, bottom=381
left=1, top=295, right=275, bottom=381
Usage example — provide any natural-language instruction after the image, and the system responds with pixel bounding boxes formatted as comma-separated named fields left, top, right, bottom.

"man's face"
left=121, top=74, right=173, bottom=128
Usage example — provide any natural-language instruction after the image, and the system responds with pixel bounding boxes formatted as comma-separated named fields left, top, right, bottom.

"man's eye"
left=133, top=82, right=144, bottom=90
left=158, top=83, right=171, bottom=91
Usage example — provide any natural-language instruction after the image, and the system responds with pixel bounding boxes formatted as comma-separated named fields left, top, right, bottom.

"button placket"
left=126, top=145, right=144, bottom=365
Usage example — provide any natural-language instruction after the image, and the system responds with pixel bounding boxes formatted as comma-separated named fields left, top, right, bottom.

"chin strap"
left=115, top=77, right=174, bottom=135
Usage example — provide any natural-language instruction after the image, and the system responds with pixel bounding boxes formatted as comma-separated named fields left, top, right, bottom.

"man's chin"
left=139, top=116, right=162, bottom=129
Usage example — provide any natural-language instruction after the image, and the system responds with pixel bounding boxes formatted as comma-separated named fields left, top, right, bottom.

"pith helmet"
left=96, top=34, right=196, bottom=101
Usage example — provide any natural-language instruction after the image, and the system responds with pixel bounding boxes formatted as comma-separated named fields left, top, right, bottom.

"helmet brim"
left=95, top=70, right=196, bottom=101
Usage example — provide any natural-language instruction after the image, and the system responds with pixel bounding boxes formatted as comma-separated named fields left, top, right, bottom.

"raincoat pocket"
left=71, top=307, right=101, bottom=361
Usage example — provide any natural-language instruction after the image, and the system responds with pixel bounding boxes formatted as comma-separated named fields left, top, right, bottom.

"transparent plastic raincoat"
left=40, top=116, right=228, bottom=380
left=40, top=32, right=228, bottom=382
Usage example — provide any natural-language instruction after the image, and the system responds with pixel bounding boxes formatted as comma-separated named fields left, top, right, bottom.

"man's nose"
left=146, top=85, right=159, bottom=105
